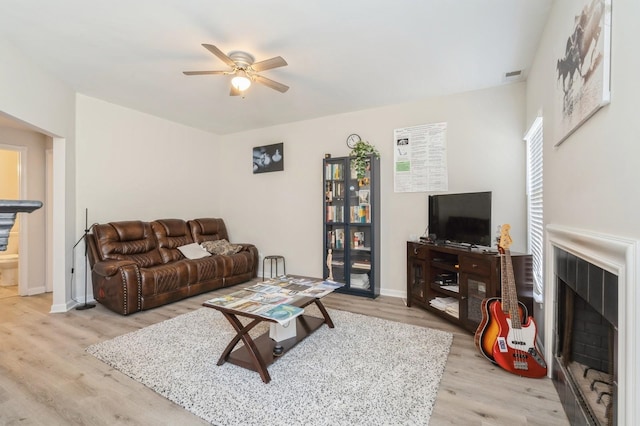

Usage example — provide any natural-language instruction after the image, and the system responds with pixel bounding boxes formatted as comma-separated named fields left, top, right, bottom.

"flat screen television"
left=428, top=191, right=492, bottom=247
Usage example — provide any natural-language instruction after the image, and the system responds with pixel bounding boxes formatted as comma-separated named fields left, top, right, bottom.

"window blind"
left=524, top=117, right=543, bottom=303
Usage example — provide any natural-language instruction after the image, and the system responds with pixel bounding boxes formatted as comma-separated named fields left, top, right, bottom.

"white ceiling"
left=0, top=0, right=553, bottom=135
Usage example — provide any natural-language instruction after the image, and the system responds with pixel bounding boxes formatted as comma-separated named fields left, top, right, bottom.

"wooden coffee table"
left=203, top=289, right=335, bottom=383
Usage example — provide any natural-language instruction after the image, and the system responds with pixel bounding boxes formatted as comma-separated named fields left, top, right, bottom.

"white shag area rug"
left=86, top=307, right=453, bottom=426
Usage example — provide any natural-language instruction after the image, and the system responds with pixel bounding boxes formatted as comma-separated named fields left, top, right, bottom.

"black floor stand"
left=74, top=208, right=95, bottom=311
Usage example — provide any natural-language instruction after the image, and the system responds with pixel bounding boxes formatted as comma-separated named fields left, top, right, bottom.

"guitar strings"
left=502, top=250, right=527, bottom=370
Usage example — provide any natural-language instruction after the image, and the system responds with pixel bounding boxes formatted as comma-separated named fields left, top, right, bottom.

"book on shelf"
left=335, top=228, right=345, bottom=249
left=358, top=189, right=370, bottom=204
left=349, top=205, right=370, bottom=223
left=325, top=181, right=345, bottom=202
left=325, top=163, right=344, bottom=180
left=352, top=261, right=371, bottom=270
left=353, top=231, right=365, bottom=248
left=428, top=296, right=459, bottom=318
left=333, top=182, right=344, bottom=199
left=361, top=204, right=370, bottom=223
left=326, top=205, right=344, bottom=222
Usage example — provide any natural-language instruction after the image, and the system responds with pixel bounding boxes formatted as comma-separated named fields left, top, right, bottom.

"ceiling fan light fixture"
left=231, top=70, right=251, bottom=91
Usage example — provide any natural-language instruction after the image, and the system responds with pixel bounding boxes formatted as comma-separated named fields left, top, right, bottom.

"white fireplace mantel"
left=545, top=224, right=639, bottom=425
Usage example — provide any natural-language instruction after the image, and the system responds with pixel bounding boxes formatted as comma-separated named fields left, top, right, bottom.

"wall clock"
left=346, top=133, right=361, bottom=149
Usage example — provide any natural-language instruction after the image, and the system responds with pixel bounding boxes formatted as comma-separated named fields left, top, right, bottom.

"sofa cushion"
left=151, top=219, right=195, bottom=263
left=188, top=218, right=229, bottom=243
left=92, top=221, right=162, bottom=267
left=177, top=243, right=211, bottom=259
left=201, top=239, right=243, bottom=256
left=139, top=261, right=190, bottom=299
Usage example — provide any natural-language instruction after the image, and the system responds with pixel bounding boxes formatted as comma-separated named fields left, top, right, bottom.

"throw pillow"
left=177, top=243, right=211, bottom=259
left=201, top=239, right=243, bottom=256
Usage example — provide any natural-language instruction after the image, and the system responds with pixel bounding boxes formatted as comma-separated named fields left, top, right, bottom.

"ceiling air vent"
left=503, top=69, right=524, bottom=83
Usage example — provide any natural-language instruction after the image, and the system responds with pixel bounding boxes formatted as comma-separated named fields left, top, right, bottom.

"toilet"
left=0, top=231, right=19, bottom=287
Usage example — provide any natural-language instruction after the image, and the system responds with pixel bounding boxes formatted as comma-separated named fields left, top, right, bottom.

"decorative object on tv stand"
left=349, top=139, right=380, bottom=179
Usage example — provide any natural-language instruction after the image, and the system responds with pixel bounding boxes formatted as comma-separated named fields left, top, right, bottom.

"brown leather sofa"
left=86, top=218, right=258, bottom=315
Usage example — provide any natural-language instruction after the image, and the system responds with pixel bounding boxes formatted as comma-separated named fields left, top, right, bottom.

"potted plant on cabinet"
left=350, top=140, right=380, bottom=179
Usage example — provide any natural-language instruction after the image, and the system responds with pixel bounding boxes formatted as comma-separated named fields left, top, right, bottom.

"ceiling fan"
left=183, top=43, right=289, bottom=96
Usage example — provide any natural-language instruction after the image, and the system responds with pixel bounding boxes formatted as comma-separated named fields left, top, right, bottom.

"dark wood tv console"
left=406, top=241, right=533, bottom=333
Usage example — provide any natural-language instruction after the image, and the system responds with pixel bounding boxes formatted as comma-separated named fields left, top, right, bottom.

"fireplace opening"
left=552, top=248, right=618, bottom=426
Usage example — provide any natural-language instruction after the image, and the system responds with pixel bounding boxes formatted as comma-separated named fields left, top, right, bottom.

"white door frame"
left=45, top=148, right=53, bottom=292
left=0, top=143, right=30, bottom=295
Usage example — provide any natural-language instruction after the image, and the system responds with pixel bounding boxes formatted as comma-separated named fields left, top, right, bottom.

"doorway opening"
left=0, top=148, right=21, bottom=298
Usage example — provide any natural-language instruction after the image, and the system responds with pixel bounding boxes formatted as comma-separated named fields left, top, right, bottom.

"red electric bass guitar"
left=474, top=225, right=547, bottom=378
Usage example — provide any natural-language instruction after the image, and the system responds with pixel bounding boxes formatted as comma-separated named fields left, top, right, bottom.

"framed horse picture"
left=553, top=0, right=611, bottom=146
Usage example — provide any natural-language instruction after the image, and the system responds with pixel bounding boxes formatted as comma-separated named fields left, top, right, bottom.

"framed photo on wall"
left=253, top=142, right=284, bottom=174
left=553, top=0, right=612, bottom=146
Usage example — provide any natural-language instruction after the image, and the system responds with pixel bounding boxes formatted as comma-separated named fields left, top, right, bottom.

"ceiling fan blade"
left=254, top=74, right=289, bottom=93
left=251, top=56, right=288, bottom=72
left=183, top=70, right=228, bottom=75
left=230, top=86, right=242, bottom=96
left=202, top=43, right=237, bottom=68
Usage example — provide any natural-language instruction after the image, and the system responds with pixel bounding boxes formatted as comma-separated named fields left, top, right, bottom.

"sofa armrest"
left=91, top=260, right=142, bottom=315
left=93, top=259, right=138, bottom=277
left=236, top=243, right=259, bottom=277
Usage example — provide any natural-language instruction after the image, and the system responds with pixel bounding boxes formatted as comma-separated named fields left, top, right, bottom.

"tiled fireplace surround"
left=545, top=225, right=639, bottom=425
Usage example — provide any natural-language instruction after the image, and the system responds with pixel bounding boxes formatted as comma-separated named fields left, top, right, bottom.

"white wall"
left=527, top=0, right=640, bottom=331
left=219, top=83, right=527, bottom=296
left=76, top=95, right=222, bottom=224
left=0, top=38, right=76, bottom=311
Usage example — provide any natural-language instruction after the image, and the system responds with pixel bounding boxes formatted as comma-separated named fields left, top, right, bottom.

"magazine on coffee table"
left=244, top=283, right=283, bottom=293
left=259, top=304, right=304, bottom=322
left=246, top=291, right=293, bottom=305
left=297, top=280, right=343, bottom=298
left=204, top=276, right=343, bottom=324
left=204, top=294, right=242, bottom=307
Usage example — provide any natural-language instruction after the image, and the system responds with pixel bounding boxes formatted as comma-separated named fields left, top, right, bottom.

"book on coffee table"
left=297, top=280, right=344, bottom=298
left=259, top=304, right=304, bottom=324
left=204, top=295, right=242, bottom=307
left=246, top=291, right=293, bottom=305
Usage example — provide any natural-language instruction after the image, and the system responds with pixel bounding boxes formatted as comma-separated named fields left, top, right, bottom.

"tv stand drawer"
left=458, top=256, right=491, bottom=275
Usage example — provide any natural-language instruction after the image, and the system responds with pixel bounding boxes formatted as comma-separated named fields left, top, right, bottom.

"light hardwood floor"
left=0, top=284, right=569, bottom=425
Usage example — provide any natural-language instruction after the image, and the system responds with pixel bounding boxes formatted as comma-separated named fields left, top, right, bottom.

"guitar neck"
left=501, top=249, right=522, bottom=328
